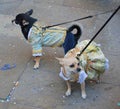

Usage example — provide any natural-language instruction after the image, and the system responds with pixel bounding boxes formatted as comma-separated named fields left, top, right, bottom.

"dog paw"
left=33, top=64, right=39, bottom=69
left=81, top=93, right=87, bottom=99
left=65, top=90, right=71, bottom=96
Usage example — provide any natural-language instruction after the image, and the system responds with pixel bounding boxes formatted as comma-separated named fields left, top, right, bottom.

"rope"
left=77, top=5, right=120, bottom=57
left=44, top=9, right=115, bottom=29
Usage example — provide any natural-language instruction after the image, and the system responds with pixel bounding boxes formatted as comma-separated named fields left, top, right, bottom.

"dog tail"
left=67, top=24, right=82, bottom=44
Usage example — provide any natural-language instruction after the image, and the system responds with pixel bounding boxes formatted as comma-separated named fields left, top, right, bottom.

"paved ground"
left=0, top=0, right=120, bottom=109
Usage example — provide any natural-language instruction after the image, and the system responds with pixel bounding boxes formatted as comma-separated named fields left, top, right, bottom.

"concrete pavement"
left=0, top=0, right=120, bottom=109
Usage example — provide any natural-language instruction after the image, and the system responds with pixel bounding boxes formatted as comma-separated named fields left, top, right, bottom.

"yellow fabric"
left=28, top=22, right=67, bottom=56
left=67, top=40, right=108, bottom=79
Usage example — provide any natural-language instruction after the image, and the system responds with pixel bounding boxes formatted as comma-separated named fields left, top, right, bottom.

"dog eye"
left=69, top=64, right=75, bottom=68
left=77, top=63, right=80, bottom=66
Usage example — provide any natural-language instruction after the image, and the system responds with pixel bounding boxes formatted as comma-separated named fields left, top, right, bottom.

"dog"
left=12, top=9, right=82, bottom=69
left=56, top=40, right=109, bottom=99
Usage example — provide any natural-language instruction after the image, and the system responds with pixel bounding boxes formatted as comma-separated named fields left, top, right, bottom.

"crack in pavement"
left=0, top=56, right=32, bottom=103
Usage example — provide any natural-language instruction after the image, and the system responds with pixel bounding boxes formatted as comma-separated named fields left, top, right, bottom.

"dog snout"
left=12, top=18, right=19, bottom=24
left=77, top=68, right=81, bottom=72
left=15, top=20, right=19, bottom=24
left=12, top=19, right=15, bottom=23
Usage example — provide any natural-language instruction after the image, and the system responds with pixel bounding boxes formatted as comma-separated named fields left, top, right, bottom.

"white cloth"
left=78, top=70, right=88, bottom=84
left=28, top=28, right=32, bottom=39
left=59, top=68, right=69, bottom=81
left=105, top=58, right=109, bottom=70
left=59, top=68, right=88, bottom=84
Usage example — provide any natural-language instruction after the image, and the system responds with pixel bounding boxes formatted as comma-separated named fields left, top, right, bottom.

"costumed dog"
left=12, top=9, right=82, bottom=69
left=56, top=40, right=109, bottom=99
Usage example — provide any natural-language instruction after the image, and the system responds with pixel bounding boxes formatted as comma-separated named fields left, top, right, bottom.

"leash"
left=44, top=9, right=115, bottom=29
left=77, top=5, right=120, bottom=57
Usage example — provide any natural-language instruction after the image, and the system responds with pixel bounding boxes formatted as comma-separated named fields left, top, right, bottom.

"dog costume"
left=76, top=40, right=109, bottom=79
left=59, top=40, right=109, bottom=83
left=12, top=10, right=81, bottom=57
left=28, top=22, right=77, bottom=56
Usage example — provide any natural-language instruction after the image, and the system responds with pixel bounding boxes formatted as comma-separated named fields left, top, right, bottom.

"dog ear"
left=56, top=57, right=65, bottom=65
left=25, top=9, right=33, bottom=16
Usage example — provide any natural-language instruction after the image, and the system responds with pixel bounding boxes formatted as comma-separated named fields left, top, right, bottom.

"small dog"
left=56, top=40, right=109, bottom=99
left=12, top=9, right=82, bottom=69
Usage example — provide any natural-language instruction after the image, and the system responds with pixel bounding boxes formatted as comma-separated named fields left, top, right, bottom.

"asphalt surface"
left=0, top=0, right=120, bottom=109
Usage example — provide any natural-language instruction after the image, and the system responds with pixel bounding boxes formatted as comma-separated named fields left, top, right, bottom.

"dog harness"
left=28, top=22, right=67, bottom=56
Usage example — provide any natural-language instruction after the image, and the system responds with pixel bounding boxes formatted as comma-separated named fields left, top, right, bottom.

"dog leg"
left=34, top=56, right=40, bottom=69
left=89, top=75, right=101, bottom=84
left=65, top=80, right=71, bottom=96
left=97, top=74, right=101, bottom=83
left=81, top=81, right=87, bottom=99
